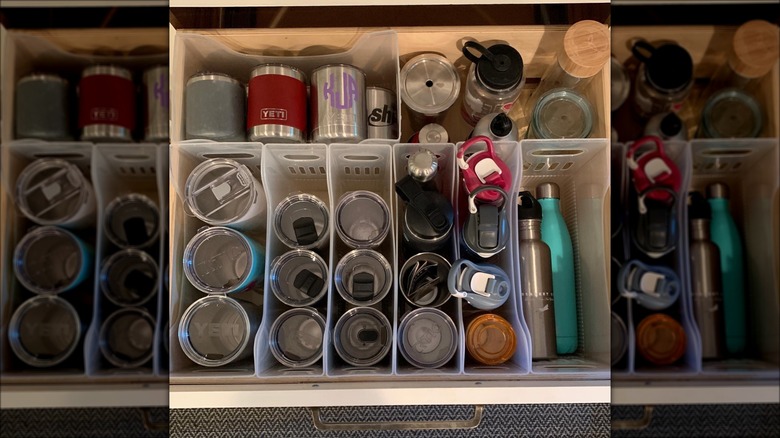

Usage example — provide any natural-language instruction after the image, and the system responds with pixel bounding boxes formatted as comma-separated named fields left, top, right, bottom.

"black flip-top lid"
left=490, top=113, right=514, bottom=137
left=517, top=191, right=542, bottom=220
left=633, top=41, right=693, bottom=92
left=464, top=41, right=524, bottom=91
left=660, top=112, right=683, bottom=137
left=688, top=191, right=711, bottom=220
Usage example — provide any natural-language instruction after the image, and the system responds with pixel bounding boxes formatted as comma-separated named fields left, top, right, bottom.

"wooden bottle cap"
left=561, top=20, right=610, bottom=79
left=730, top=20, right=779, bottom=79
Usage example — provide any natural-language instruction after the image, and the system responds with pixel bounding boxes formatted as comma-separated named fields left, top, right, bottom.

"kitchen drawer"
left=0, top=28, right=168, bottom=405
left=168, top=23, right=610, bottom=406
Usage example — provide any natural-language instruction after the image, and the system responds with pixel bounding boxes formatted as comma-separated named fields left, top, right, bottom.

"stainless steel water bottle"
left=517, top=191, right=557, bottom=360
left=688, top=192, right=726, bottom=360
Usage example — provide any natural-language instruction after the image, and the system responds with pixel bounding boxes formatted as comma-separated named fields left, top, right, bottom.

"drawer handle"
left=309, top=405, right=484, bottom=431
left=611, top=405, right=654, bottom=431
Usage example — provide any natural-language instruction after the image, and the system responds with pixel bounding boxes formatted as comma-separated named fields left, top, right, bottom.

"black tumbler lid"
left=645, top=44, right=693, bottom=92
left=660, top=112, right=683, bottom=137
left=490, top=113, right=514, bottom=137
left=517, top=191, right=542, bottom=220
left=464, top=42, right=524, bottom=91
left=688, top=191, right=711, bottom=220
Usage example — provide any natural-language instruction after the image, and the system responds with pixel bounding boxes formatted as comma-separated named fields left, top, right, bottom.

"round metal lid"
left=400, top=53, right=460, bottom=116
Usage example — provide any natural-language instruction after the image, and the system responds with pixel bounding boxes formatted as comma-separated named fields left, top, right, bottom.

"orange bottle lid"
left=466, top=313, right=516, bottom=365
left=636, top=313, right=687, bottom=366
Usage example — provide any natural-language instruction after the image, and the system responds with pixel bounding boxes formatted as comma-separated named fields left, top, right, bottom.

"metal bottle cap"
left=407, top=149, right=438, bottom=183
left=535, top=182, right=560, bottom=200
left=418, top=123, right=448, bottom=144
left=706, top=182, right=730, bottom=200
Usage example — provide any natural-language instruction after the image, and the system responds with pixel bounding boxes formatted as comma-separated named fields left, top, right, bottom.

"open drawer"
left=611, top=24, right=780, bottom=404
left=0, top=28, right=169, bottom=408
left=168, top=23, right=610, bottom=407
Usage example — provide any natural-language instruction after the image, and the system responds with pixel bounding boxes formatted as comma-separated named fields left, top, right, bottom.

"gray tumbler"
left=15, top=73, right=72, bottom=140
left=185, top=72, right=246, bottom=141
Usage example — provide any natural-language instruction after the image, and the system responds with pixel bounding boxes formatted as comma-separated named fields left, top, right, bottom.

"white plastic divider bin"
left=325, top=143, right=397, bottom=377
left=1, top=141, right=95, bottom=380
left=688, top=138, right=779, bottom=378
left=614, top=140, right=703, bottom=377
left=169, top=30, right=401, bottom=145
left=1, top=141, right=168, bottom=382
left=520, top=138, right=611, bottom=377
left=391, top=143, right=463, bottom=376
left=255, top=144, right=330, bottom=379
left=169, top=142, right=266, bottom=380
left=454, top=140, right=532, bottom=376
left=85, top=144, right=166, bottom=378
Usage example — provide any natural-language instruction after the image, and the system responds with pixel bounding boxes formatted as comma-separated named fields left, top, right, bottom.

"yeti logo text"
left=91, top=107, right=118, bottom=122
left=261, top=108, right=288, bottom=121
left=323, top=72, right=358, bottom=110
left=193, top=323, right=240, bottom=337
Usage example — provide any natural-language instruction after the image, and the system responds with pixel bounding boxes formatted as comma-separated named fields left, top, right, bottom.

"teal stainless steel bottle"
left=707, top=182, right=746, bottom=355
left=536, top=182, right=577, bottom=354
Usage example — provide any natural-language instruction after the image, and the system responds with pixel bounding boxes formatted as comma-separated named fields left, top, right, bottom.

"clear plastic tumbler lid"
left=183, top=227, right=258, bottom=294
left=99, top=308, right=155, bottom=368
left=335, top=191, right=390, bottom=248
left=398, top=308, right=458, bottom=368
left=185, top=158, right=260, bottom=225
left=533, top=88, right=594, bottom=139
left=105, top=194, right=160, bottom=249
left=701, top=88, right=762, bottom=138
left=100, top=249, right=159, bottom=307
left=14, top=226, right=88, bottom=295
left=271, top=250, right=329, bottom=307
left=9, top=295, right=81, bottom=367
left=178, top=295, right=252, bottom=367
left=335, top=249, right=392, bottom=306
left=334, top=307, right=392, bottom=367
left=269, top=307, right=325, bottom=368
left=274, top=194, right=329, bottom=249
left=16, top=158, right=93, bottom=225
